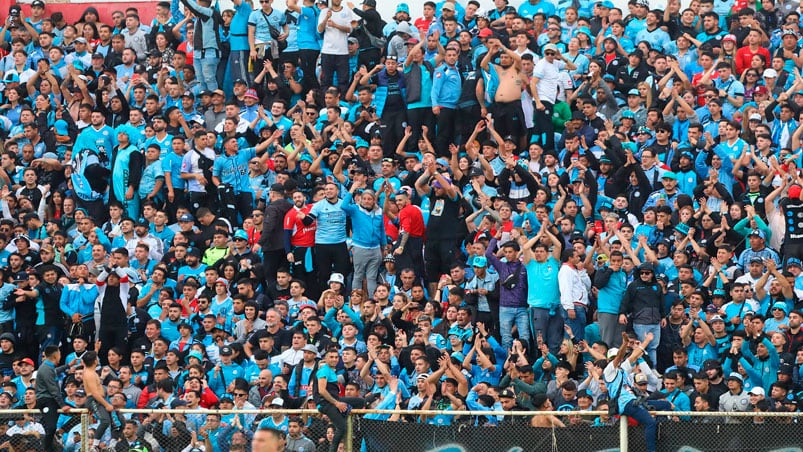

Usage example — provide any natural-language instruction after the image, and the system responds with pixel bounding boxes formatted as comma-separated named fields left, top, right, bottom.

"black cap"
left=220, top=346, right=233, bottom=356
left=269, top=183, right=284, bottom=193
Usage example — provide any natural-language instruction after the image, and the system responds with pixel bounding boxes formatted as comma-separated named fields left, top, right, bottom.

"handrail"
left=110, top=408, right=799, bottom=417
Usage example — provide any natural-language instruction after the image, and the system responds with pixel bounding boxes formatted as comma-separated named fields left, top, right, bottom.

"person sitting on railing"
left=529, top=393, right=565, bottom=428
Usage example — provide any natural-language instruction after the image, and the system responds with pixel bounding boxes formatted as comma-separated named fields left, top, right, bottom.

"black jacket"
left=259, top=198, right=292, bottom=251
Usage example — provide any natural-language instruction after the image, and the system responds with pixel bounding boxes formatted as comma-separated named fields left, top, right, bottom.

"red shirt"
left=384, top=215, right=399, bottom=242
left=283, top=204, right=316, bottom=247
left=398, top=204, right=425, bottom=238
left=735, top=46, right=770, bottom=75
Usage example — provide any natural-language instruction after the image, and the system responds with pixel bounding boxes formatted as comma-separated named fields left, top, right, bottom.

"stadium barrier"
left=4, top=408, right=803, bottom=451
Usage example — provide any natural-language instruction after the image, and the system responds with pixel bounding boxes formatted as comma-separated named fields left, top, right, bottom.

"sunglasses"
left=639, top=271, right=653, bottom=275
left=544, top=51, right=556, bottom=56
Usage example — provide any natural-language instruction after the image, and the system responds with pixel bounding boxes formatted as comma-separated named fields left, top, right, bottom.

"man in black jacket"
left=35, top=345, right=70, bottom=450
left=350, top=0, right=385, bottom=68
left=260, top=184, right=292, bottom=284
left=619, top=262, right=664, bottom=365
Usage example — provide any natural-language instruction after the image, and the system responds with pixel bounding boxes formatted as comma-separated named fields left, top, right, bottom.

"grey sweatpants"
left=351, top=246, right=383, bottom=295
left=598, top=312, right=625, bottom=349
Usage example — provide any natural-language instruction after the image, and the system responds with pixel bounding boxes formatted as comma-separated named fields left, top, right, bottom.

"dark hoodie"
left=619, top=263, right=665, bottom=325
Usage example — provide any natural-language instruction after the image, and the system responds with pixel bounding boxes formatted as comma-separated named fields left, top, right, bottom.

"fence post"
left=345, top=413, right=353, bottom=452
left=619, top=416, right=628, bottom=452
left=81, top=411, right=89, bottom=452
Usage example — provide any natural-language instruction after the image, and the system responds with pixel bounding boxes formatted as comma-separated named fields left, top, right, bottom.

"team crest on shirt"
left=436, top=72, right=442, bottom=78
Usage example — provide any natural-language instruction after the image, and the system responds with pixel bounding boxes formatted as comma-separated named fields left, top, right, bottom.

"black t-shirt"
left=426, top=194, right=462, bottom=241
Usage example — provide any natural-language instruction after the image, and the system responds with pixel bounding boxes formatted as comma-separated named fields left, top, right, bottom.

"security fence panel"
left=658, top=421, right=803, bottom=452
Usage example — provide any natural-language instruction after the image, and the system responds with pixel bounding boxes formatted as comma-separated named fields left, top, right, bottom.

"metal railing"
left=7, top=407, right=801, bottom=451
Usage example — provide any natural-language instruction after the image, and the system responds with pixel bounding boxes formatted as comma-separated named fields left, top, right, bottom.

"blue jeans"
left=633, top=323, right=661, bottom=365
left=529, top=307, right=564, bottom=354
left=623, top=399, right=656, bottom=452
left=562, top=305, right=587, bottom=342
left=499, top=306, right=530, bottom=350
left=195, top=50, right=220, bottom=91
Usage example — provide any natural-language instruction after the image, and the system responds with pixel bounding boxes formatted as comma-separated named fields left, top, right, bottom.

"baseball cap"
left=709, top=315, right=724, bottom=323
left=786, top=258, right=802, bottom=269
left=405, top=37, right=420, bottom=45
left=499, top=388, right=516, bottom=399
left=726, top=372, right=743, bottom=383
left=478, top=28, right=493, bottom=38
left=442, top=2, right=456, bottom=11
left=749, top=113, right=763, bottom=122
left=702, top=359, right=721, bottom=370
left=748, top=229, right=766, bottom=239
left=748, top=387, right=765, bottom=396
left=31, top=0, right=45, bottom=7
left=542, top=43, right=559, bottom=54
left=302, top=344, right=319, bottom=354
left=634, top=373, right=649, bottom=384
left=472, top=255, right=488, bottom=268
left=753, top=86, right=768, bottom=96
left=661, top=172, right=678, bottom=180
left=722, top=34, right=737, bottom=42
left=75, top=37, right=88, bottom=44
left=270, top=396, right=285, bottom=407
left=233, top=229, right=249, bottom=241
left=20, top=358, right=34, bottom=366
left=178, top=213, right=194, bottom=223
left=219, top=346, right=233, bottom=356
left=233, top=78, right=248, bottom=86
left=763, top=68, right=778, bottom=78
left=628, top=88, right=641, bottom=96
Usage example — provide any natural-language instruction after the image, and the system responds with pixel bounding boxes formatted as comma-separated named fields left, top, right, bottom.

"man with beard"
left=283, top=189, right=316, bottom=285
left=143, top=115, right=174, bottom=158
left=481, top=38, right=527, bottom=151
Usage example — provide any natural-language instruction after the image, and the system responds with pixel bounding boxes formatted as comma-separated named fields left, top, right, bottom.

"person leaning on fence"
left=35, top=345, right=71, bottom=451
left=315, top=347, right=365, bottom=452
left=599, top=331, right=671, bottom=452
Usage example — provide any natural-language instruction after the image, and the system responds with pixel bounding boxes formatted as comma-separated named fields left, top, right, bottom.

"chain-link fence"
left=3, top=408, right=800, bottom=451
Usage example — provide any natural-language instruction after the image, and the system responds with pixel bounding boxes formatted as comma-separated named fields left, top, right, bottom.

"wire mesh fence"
left=2, top=408, right=801, bottom=451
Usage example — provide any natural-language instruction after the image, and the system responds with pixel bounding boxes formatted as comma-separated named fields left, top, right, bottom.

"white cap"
left=270, top=397, right=284, bottom=407
left=748, top=386, right=765, bottom=396
left=606, top=348, right=619, bottom=359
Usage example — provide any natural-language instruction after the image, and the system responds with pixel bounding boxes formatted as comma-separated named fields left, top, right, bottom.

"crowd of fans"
left=0, top=0, right=802, bottom=450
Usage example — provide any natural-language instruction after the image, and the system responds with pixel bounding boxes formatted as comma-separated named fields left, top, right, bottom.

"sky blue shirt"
left=309, top=198, right=347, bottom=244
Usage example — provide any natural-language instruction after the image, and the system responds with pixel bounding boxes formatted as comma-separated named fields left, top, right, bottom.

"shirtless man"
left=530, top=393, right=565, bottom=427
left=481, top=38, right=528, bottom=150
left=83, top=351, right=114, bottom=450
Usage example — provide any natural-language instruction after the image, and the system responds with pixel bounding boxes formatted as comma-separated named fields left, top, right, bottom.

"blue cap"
left=54, top=119, right=69, bottom=135
left=472, top=255, right=488, bottom=267
left=396, top=3, right=409, bottom=13
left=354, top=137, right=369, bottom=148
left=627, top=88, right=641, bottom=96
left=772, top=301, right=789, bottom=313
left=602, top=74, right=615, bottom=81
left=597, top=0, right=615, bottom=8
left=786, top=257, right=802, bottom=268
left=749, top=229, right=766, bottom=239
left=233, top=229, right=248, bottom=241
left=574, top=27, right=592, bottom=38
left=661, top=172, right=678, bottom=180
left=300, top=154, right=314, bottom=164
left=622, top=110, right=636, bottom=119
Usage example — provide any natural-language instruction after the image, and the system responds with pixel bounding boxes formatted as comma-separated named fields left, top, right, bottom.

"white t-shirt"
left=318, top=7, right=356, bottom=55
left=532, top=58, right=566, bottom=104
